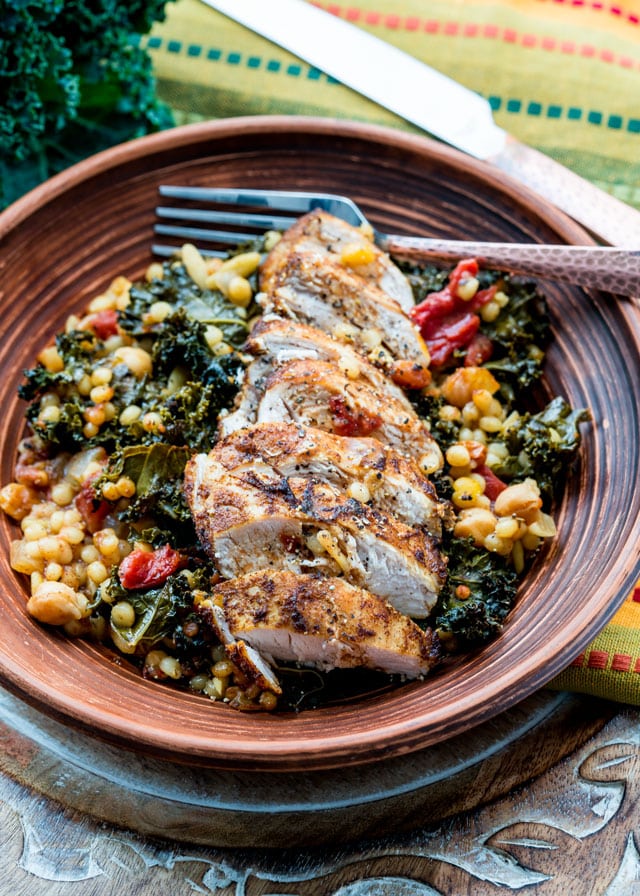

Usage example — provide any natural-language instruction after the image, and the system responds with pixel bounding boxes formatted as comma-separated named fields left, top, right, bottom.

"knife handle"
left=486, top=136, right=640, bottom=248
left=381, top=238, right=640, bottom=297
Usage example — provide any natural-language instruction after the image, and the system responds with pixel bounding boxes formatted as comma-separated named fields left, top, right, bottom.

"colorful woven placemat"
left=146, top=0, right=640, bottom=703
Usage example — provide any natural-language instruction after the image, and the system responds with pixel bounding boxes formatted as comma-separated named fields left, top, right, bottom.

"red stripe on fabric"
left=536, top=0, right=640, bottom=25
left=611, top=653, right=633, bottom=672
left=570, top=653, right=586, bottom=667
left=312, top=5, right=640, bottom=70
left=635, top=658, right=640, bottom=673
left=587, top=650, right=609, bottom=669
left=632, top=586, right=640, bottom=602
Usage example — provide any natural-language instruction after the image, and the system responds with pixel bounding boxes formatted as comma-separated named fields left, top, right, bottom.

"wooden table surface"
left=0, top=684, right=638, bottom=896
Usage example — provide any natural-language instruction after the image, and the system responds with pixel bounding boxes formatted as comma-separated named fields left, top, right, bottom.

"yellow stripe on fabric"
left=149, top=0, right=640, bottom=206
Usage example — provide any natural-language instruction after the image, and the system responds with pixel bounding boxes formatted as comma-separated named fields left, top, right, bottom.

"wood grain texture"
left=0, top=116, right=639, bottom=772
left=0, top=703, right=638, bottom=893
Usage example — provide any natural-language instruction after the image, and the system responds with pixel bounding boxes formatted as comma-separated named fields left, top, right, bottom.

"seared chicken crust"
left=184, top=445, right=446, bottom=617
left=214, top=421, right=446, bottom=535
left=198, top=569, right=441, bottom=679
left=259, top=209, right=414, bottom=312
left=255, top=357, right=442, bottom=469
left=257, top=252, right=430, bottom=369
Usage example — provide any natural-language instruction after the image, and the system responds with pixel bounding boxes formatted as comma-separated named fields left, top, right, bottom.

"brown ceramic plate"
left=1, top=117, right=639, bottom=772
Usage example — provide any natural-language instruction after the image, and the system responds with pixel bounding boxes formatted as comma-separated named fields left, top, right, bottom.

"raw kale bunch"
left=0, top=0, right=174, bottom=208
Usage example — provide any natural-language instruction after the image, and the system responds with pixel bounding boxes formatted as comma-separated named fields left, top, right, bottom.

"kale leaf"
left=1, top=0, right=175, bottom=208
left=98, top=443, right=194, bottom=545
left=435, top=537, right=518, bottom=648
left=492, top=396, right=590, bottom=504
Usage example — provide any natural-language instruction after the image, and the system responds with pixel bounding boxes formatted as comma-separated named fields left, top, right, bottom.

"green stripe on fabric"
left=144, top=36, right=338, bottom=85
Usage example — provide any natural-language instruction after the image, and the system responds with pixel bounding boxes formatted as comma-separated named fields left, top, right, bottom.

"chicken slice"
left=255, top=358, right=442, bottom=472
left=184, top=453, right=446, bottom=617
left=198, top=570, right=441, bottom=678
left=260, top=209, right=414, bottom=312
left=214, top=421, right=446, bottom=535
left=201, top=597, right=282, bottom=694
left=220, top=316, right=421, bottom=438
left=257, top=251, right=430, bottom=370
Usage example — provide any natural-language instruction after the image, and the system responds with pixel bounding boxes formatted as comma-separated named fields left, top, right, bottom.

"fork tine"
left=158, top=185, right=366, bottom=227
left=154, top=223, right=264, bottom=244
left=156, top=205, right=299, bottom=232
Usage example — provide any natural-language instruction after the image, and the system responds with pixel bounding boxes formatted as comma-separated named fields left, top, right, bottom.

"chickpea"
left=27, top=581, right=88, bottom=626
left=494, top=479, right=543, bottom=523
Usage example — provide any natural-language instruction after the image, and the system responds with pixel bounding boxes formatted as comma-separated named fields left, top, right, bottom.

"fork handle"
left=380, top=236, right=640, bottom=297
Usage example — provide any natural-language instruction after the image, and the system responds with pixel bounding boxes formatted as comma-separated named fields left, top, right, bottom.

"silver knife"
left=200, top=0, right=640, bottom=247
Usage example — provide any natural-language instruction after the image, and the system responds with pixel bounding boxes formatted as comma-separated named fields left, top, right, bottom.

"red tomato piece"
left=475, top=464, right=508, bottom=500
left=119, top=544, right=189, bottom=590
left=470, top=284, right=498, bottom=310
left=423, top=311, right=480, bottom=368
left=447, top=258, right=479, bottom=297
left=388, top=360, right=431, bottom=390
left=464, top=333, right=494, bottom=367
left=75, top=479, right=110, bottom=533
left=328, top=397, right=382, bottom=437
left=410, top=288, right=458, bottom=328
left=88, top=309, right=119, bottom=340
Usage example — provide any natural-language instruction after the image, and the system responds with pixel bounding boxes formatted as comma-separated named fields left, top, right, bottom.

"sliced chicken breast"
left=214, top=421, right=445, bottom=535
left=184, top=453, right=446, bottom=617
left=257, top=251, right=430, bottom=370
left=260, top=209, right=414, bottom=312
left=199, top=597, right=283, bottom=694
left=220, top=316, right=422, bottom=438
left=254, top=358, right=442, bottom=472
left=198, top=570, right=441, bottom=678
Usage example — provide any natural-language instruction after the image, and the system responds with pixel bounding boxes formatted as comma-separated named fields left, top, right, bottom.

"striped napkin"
left=146, top=0, right=640, bottom=703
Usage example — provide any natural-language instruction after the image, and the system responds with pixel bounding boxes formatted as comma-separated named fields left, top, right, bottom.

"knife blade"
left=201, top=0, right=640, bottom=247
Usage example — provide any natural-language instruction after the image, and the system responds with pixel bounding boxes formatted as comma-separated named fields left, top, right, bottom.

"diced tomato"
left=118, top=544, right=189, bottom=590
left=475, top=464, right=508, bottom=500
left=447, top=258, right=479, bottom=297
left=409, top=259, right=498, bottom=370
left=328, top=397, right=382, bottom=437
left=410, top=288, right=458, bottom=328
left=470, top=284, right=498, bottom=310
left=423, top=311, right=480, bottom=368
left=75, top=479, right=110, bottom=533
left=464, top=333, right=494, bottom=367
left=87, top=309, right=119, bottom=340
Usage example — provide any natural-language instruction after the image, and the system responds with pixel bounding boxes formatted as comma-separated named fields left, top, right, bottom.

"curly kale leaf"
left=483, top=279, right=550, bottom=355
left=98, top=443, right=193, bottom=545
left=162, top=357, right=245, bottom=451
left=121, top=263, right=249, bottom=350
left=492, top=396, right=590, bottom=504
left=408, top=391, right=460, bottom=452
left=1, top=0, right=174, bottom=208
left=105, top=568, right=196, bottom=654
left=435, top=537, right=518, bottom=648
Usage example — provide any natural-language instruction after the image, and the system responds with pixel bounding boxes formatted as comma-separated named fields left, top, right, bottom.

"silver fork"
left=155, top=186, right=640, bottom=297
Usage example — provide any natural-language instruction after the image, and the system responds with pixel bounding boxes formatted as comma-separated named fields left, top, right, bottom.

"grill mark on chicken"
left=211, top=421, right=446, bottom=534
left=260, top=209, right=414, bottom=312
left=184, top=449, right=446, bottom=617
left=198, top=570, right=441, bottom=679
